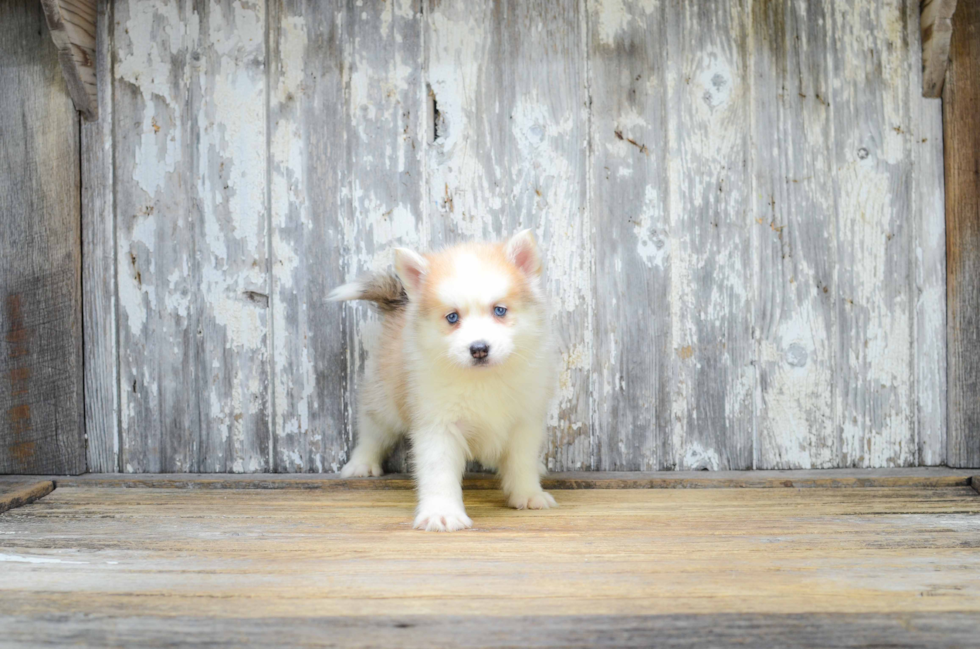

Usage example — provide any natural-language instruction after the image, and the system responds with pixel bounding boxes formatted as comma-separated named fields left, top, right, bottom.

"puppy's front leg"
left=500, top=421, right=557, bottom=510
left=411, top=425, right=472, bottom=532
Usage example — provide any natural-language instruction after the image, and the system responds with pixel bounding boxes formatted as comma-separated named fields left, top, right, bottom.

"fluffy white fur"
left=331, top=231, right=558, bottom=532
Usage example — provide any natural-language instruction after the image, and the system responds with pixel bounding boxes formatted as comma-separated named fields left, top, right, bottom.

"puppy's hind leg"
left=340, top=410, right=401, bottom=478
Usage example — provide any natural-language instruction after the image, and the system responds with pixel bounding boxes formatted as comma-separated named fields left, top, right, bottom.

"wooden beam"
left=1, top=0, right=86, bottom=475
left=0, top=481, right=54, bottom=514
left=921, top=0, right=958, bottom=97
left=1, top=467, right=970, bottom=491
left=38, top=0, right=97, bottom=120
left=945, top=0, right=980, bottom=468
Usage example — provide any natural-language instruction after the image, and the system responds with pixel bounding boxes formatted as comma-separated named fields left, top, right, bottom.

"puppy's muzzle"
left=469, top=341, right=490, bottom=360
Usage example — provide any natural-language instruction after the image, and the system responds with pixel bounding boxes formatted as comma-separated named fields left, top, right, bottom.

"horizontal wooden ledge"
left=0, top=468, right=975, bottom=491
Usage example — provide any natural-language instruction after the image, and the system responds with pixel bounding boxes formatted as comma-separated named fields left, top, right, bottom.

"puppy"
left=328, top=230, right=558, bottom=531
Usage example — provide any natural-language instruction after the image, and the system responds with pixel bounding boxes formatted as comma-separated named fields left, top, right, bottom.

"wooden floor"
left=1, top=474, right=979, bottom=647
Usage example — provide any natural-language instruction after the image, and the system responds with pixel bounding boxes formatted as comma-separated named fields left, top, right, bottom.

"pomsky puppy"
left=328, top=230, right=558, bottom=532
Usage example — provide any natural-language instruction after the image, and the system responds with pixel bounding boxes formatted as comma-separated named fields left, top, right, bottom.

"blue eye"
left=446, top=312, right=459, bottom=324
left=494, top=306, right=507, bottom=317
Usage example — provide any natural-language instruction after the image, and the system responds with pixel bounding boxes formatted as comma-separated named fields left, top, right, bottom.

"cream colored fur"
left=330, top=231, right=558, bottom=532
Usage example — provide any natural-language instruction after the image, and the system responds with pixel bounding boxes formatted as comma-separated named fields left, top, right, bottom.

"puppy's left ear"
left=505, top=229, right=542, bottom=277
left=394, top=247, right=429, bottom=299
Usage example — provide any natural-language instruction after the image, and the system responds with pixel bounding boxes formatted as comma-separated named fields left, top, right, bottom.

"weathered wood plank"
left=666, top=2, right=754, bottom=470
left=1, top=486, right=979, bottom=628
left=3, top=612, right=980, bottom=649
left=0, top=0, right=85, bottom=475
left=83, top=0, right=950, bottom=473
left=38, top=0, right=98, bottom=120
left=194, top=0, right=271, bottom=473
left=944, top=0, right=980, bottom=468
left=751, top=0, right=838, bottom=469
left=424, top=0, right=593, bottom=470
left=973, top=476, right=980, bottom=495
left=113, top=0, right=200, bottom=472
left=114, top=0, right=271, bottom=472
left=81, top=0, right=117, bottom=473
left=832, top=0, right=916, bottom=468
left=588, top=1, right=671, bottom=471
left=344, top=0, right=425, bottom=474
left=30, top=467, right=977, bottom=490
left=908, top=0, right=948, bottom=466
left=0, top=480, right=55, bottom=514
left=920, top=0, right=958, bottom=97
left=269, top=0, right=349, bottom=472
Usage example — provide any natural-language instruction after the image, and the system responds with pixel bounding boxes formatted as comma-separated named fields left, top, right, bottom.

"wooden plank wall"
left=0, top=0, right=85, bottom=474
left=78, top=0, right=954, bottom=473
left=944, top=0, right=980, bottom=468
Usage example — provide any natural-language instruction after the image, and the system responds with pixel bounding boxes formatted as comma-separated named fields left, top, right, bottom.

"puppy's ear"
left=394, top=248, right=429, bottom=298
left=505, top=229, right=542, bottom=277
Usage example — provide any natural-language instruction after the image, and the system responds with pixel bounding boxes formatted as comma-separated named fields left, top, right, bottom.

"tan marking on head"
left=419, top=242, right=534, bottom=318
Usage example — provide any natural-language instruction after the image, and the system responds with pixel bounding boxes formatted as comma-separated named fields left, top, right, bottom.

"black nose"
left=469, top=341, right=490, bottom=359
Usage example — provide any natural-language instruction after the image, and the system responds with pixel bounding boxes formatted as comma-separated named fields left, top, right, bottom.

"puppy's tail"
left=327, top=271, right=408, bottom=314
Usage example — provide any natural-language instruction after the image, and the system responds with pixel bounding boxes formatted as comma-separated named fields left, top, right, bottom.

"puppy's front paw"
left=507, top=491, right=557, bottom=510
left=340, top=461, right=383, bottom=478
left=413, top=501, right=473, bottom=532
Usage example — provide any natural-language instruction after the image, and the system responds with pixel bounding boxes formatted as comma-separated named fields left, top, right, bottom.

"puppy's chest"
left=418, top=375, right=528, bottom=430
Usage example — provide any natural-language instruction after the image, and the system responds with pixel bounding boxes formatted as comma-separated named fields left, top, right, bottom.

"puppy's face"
left=396, top=231, right=543, bottom=370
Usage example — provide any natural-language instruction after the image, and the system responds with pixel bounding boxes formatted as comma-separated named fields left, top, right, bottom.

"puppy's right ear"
left=394, top=248, right=428, bottom=299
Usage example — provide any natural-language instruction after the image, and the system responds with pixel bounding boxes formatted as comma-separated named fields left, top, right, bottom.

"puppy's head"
left=396, top=230, right=544, bottom=370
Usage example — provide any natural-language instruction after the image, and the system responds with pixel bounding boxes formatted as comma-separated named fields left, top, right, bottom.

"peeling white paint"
left=101, top=0, right=945, bottom=474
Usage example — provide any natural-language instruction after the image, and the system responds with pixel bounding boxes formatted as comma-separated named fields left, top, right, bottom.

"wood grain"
left=0, top=485, right=978, bottom=632
left=920, top=0, right=958, bottom=97
left=832, top=0, right=916, bottom=468
left=75, top=0, right=950, bottom=473
left=38, top=0, right=98, bottom=120
left=666, top=1, right=754, bottom=470
left=21, top=467, right=973, bottom=490
left=588, top=0, right=671, bottom=471
left=908, top=0, right=948, bottom=466
left=81, top=0, right=117, bottom=473
left=112, top=0, right=199, bottom=472
left=944, top=0, right=980, bottom=468
left=751, top=0, right=838, bottom=469
left=2, top=612, right=979, bottom=649
left=424, top=0, right=593, bottom=470
left=0, top=481, right=54, bottom=514
left=0, top=0, right=85, bottom=475
left=114, top=0, right=271, bottom=472
left=344, top=0, right=425, bottom=474
left=269, top=0, right=349, bottom=472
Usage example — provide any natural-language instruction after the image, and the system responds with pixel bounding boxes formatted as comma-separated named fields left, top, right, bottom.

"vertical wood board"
left=944, top=0, right=980, bottom=468
left=114, top=0, right=271, bottom=472
left=666, top=1, right=755, bottom=470
left=588, top=0, right=672, bottom=470
left=908, top=0, right=948, bottom=466
left=750, top=0, right=838, bottom=469
left=82, top=0, right=118, bottom=473
left=0, top=0, right=85, bottom=475
left=269, top=0, right=349, bottom=472
left=343, top=0, right=425, bottom=474
left=424, top=0, right=594, bottom=470
left=831, top=0, right=916, bottom=468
